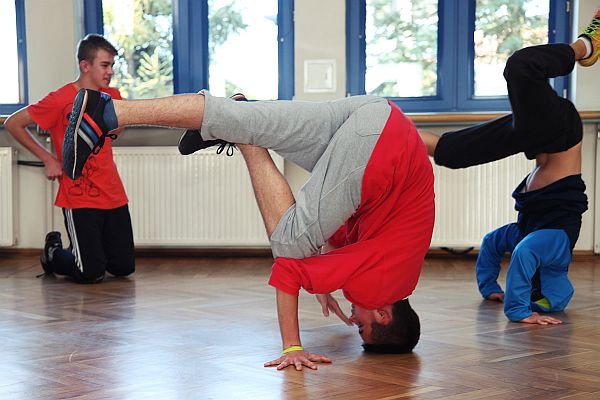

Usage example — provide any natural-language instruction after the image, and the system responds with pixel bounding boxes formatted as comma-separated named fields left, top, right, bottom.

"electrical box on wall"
left=304, top=59, right=336, bottom=93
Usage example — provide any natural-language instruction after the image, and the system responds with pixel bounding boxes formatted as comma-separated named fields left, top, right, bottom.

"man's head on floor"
left=349, top=298, right=420, bottom=353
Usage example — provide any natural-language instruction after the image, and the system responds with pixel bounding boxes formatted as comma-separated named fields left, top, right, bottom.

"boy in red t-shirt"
left=4, top=34, right=134, bottom=283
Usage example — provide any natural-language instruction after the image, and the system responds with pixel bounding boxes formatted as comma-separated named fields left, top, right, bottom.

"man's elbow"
left=4, top=110, right=28, bottom=134
left=3, top=114, right=17, bottom=132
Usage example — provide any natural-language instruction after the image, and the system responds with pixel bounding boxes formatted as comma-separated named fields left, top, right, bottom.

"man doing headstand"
left=420, top=11, right=600, bottom=325
left=61, top=84, right=435, bottom=369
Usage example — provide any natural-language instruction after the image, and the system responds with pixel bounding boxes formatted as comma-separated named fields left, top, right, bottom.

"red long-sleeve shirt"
left=269, top=103, right=435, bottom=309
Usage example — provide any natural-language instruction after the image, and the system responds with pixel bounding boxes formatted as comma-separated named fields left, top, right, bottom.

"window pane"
left=208, top=0, right=278, bottom=100
left=102, top=0, right=174, bottom=99
left=365, top=0, right=438, bottom=97
left=474, top=0, right=549, bottom=97
left=0, top=0, right=20, bottom=103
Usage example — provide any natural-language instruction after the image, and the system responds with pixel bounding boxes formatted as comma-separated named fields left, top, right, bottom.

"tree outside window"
left=208, top=0, right=278, bottom=100
left=102, top=0, right=249, bottom=99
left=364, top=0, right=549, bottom=100
left=474, top=0, right=549, bottom=96
left=365, top=0, right=438, bottom=98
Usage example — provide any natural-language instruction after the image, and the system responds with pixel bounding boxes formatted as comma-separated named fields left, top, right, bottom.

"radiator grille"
left=0, top=148, right=15, bottom=246
left=114, top=147, right=283, bottom=247
left=114, top=147, right=531, bottom=249
left=431, top=154, right=535, bottom=248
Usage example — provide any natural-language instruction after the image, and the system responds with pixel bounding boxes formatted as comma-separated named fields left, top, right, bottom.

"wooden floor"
left=1, top=253, right=600, bottom=400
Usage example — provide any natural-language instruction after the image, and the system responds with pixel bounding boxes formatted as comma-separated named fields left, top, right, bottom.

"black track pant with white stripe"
left=434, top=44, right=582, bottom=168
left=50, top=205, right=135, bottom=283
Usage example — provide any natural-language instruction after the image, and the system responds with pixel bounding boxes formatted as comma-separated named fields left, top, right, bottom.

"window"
left=473, top=0, right=550, bottom=97
left=347, top=0, right=571, bottom=112
left=101, top=0, right=174, bottom=99
left=364, top=0, right=438, bottom=98
left=0, top=0, right=28, bottom=114
left=84, top=0, right=294, bottom=100
left=208, top=0, right=279, bottom=99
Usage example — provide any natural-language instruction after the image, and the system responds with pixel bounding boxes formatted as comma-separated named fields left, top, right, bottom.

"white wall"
left=0, top=0, right=81, bottom=248
left=285, top=0, right=346, bottom=193
left=1, top=0, right=599, bottom=250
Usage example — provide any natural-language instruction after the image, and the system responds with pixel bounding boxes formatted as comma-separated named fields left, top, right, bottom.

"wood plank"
left=0, top=254, right=599, bottom=399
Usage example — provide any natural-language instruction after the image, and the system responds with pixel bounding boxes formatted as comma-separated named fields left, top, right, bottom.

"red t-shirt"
left=268, top=103, right=435, bottom=309
left=28, top=83, right=128, bottom=209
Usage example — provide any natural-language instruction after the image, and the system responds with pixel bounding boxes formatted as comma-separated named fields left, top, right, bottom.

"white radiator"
left=430, top=154, right=535, bottom=248
left=113, top=147, right=283, bottom=247
left=114, top=147, right=530, bottom=249
left=0, top=148, right=16, bottom=246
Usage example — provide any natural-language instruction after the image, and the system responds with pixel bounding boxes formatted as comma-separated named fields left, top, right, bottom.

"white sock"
left=579, top=36, right=593, bottom=59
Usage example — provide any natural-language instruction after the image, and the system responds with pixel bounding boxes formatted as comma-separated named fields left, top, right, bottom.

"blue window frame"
left=84, top=0, right=294, bottom=100
left=1, top=0, right=29, bottom=115
left=347, top=0, right=571, bottom=112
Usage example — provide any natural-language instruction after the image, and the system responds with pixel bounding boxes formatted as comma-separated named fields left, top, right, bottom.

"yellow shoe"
left=579, top=8, right=600, bottom=67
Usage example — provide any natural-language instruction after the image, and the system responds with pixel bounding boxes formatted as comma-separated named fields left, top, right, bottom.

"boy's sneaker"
left=578, top=8, right=600, bottom=67
left=177, top=93, right=247, bottom=156
left=62, top=89, right=119, bottom=180
left=40, top=231, right=63, bottom=275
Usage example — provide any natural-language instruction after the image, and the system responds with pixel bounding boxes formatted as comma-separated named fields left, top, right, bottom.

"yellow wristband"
left=282, top=345, right=304, bottom=354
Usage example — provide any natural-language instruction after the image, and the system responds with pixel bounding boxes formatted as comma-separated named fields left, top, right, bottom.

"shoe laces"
left=216, top=142, right=236, bottom=156
left=92, top=133, right=118, bottom=155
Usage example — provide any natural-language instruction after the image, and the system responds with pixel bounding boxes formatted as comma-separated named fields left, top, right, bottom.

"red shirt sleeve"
left=268, top=237, right=422, bottom=309
left=28, top=90, right=66, bottom=132
left=268, top=240, right=383, bottom=297
left=268, top=259, right=306, bottom=296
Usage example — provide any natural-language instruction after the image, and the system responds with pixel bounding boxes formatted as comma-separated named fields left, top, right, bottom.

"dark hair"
left=77, top=34, right=117, bottom=63
left=362, top=298, right=420, bottom=354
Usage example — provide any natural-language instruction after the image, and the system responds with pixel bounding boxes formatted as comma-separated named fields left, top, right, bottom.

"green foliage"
left=104, top=0, right=246, bottom=99
left=368, top=0, right=437, bottom=64
left=366, top=0, right=438, bottom=96
left=366, top=0, right=547, bottom=96
left=122, top=50, right=174, bottom=98
left=104, top=0, right=173, bottom=98
left=476, top=0, right=547, bottom=61
left=208, top=1, right=248, bottom=55
left=208, top=0, right=248, bottom=95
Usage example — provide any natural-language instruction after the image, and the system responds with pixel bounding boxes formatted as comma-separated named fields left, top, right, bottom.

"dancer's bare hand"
left=315, top=293, right=352, bottom=325
left=264, top=350, right=332, bottom=371
left=520, top=312, right=562, bottom=325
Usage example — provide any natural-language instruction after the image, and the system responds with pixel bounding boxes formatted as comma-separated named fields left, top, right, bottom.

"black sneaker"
left=40, top=231, right=63, bottom=275
left=177, top=93, right=247, bottom=156
left=62, top=89, right=119, bottom=180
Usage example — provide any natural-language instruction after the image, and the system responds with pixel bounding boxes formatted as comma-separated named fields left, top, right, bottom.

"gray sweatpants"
left=200, top=92, right=392, bottom=258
